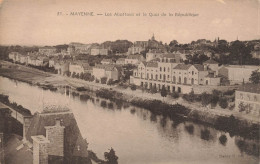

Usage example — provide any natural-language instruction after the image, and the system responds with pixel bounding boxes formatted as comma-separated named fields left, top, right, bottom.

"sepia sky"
left=0, top=0, right=259, bottom=46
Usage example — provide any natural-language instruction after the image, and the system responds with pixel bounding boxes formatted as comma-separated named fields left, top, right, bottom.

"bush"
left=107, top=79, right=113, bottom=85
left=219, top=134, right=227, bottom=145
left=130, top=84, right=137, bottom=91
left=95, top=79, right=100, bottom=83
left=219, top=97, right=228, bottom=109
left=101, top=77, right=107, bottom=84
left=171, top=92, right=179, bottom=99
left=201, top=92, right=212, bottom=106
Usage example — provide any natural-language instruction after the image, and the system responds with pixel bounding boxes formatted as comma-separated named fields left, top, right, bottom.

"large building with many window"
left=131, top=58, right=220, bottom=93
left=235, top=83, right=260, bottom=116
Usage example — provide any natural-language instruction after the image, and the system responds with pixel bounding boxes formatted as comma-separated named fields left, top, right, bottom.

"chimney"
left=23, top=116, right=32, bottom=141
left=204, top=65, right=208, bottom=71
left=32, top=135, right=50, bottom=164
left=44, top=119, right=65, bottom=157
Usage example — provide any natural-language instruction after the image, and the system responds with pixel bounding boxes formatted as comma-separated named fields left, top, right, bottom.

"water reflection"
left=0, top=76, right=259, bottom=164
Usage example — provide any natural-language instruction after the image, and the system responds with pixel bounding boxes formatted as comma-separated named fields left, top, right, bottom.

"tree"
left=101, top=77, right=108, bottom=84
left=104, top=148, right=118, bottom=164
left=249, top=70, right=260, bottom=84
left=229, top=40, right=252, bottom=65
left=160, top=85, right=167, bottom=100
left=219, top=97, right=228, bottom=109
left=201, top=92, right=212, bottom=107
left=107, top=79, right=113, bottom=85
left=130, top=84, right=137, bottom=91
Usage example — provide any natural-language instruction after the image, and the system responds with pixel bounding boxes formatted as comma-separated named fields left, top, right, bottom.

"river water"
left=0, top=76, right=258, bottom=164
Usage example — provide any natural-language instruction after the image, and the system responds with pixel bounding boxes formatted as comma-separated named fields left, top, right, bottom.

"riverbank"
left=0, top=60, right=259, bottom=140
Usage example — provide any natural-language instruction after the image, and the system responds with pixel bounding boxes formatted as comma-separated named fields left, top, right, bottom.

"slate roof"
left=116, top=58, right=125, bottom=62
left=94, top=64, right=119, bottom=71
left=147, top=62, right=158, bottom=67
left=193, top=64, right=205, bottom=71
left=173, top=64, right=192, bottom=70
left=237, top=83, right=260, bottom=94
left=25, top=111, right=91, bottom=163
left=204, top=59, right=218, bottom=64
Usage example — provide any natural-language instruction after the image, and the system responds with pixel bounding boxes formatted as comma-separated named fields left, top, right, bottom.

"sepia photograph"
left=0, top=0, right=259, bottom=164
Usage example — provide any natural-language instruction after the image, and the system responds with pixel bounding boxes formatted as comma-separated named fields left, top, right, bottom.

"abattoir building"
left=130, top=58, right=221, bottom=94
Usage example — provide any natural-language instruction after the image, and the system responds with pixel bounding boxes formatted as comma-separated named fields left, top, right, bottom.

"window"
left=192, top=71, right=194, bottom=75
left=164, top=67, right=166, bottom=72
left=160, top=67, right=162, bottom=71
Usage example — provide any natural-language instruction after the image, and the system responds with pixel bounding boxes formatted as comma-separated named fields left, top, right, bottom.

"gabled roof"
left=126, top=55, right=143, bottom=60
left=116, top=58, right=125, bottom=62
left=26, top=111, right=90, bottom=162
left=94, top=64, right=119, bottom=71
left=161, top=53, right=179, bottom=58
left=193, top=64, right=205, bottom=71
left=237, top=83, right=260, bottom=94
left=101, top=59, right=113, bottom=62
left=147, top=62, right=158, bottom=67
left=204, top=59, right=218, bottom=64
left=174, top=64, right=192, bottom=70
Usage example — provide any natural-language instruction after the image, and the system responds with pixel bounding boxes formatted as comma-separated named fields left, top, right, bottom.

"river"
left=0, top=76, right=258, bottom=164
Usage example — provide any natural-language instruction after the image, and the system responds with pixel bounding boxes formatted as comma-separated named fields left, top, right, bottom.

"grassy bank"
left=95, top=88, right=260, bottom=140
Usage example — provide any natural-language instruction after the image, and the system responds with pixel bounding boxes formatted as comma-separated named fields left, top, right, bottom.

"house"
left=125, top=55, right=144, bottom=65
left=39, top=47, right=57, bottom=56
left=101, top=59, right=114, bottom=65
left=8, top=52, right=20, bottom=62
left=23, top=109, right=91, bottom=164
left=116, top=58, right=126, bottom=65
left=35, top=56, right=49, bottom=66
left=146, top=49, right=164, bottom=62
left=127, top=46, right=145, bottom=55
left=251, top=50, right=260, bottom=59
left=218, top=65, right=260, bottom=84
left=27, top=55, right=37, bottom=66
left=54, top=61, right=70, bottom=75
left=69, top=61, right=92, bottom=75
left=235, top=83, right=260, bottom=116
left=203, top=59, right=219, bottom=73
left=90, top=48, right=108, bottom=56
left=131, top=60, right=215, bottom=93
left=92, top=64, right=122, bottom=81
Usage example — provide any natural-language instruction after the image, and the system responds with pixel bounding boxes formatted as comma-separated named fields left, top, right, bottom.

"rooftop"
left=204, top=59, right=218, bottom=64
left=26, top=111, right=91, bottom=163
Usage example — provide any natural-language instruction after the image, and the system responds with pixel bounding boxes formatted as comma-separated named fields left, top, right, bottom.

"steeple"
left=151, top=33, right=155, bottom=41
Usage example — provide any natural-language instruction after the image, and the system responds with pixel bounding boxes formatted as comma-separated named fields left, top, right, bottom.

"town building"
left=131, top=55, right=220, bottom=93
left=39, top=47, right=57, bottom=56
left=90, top=48, right=108, bottom=56
left=92, top=64, right=122, bottom=81
left=127, top=46, right=146, bottom=55
left=54, top=61, right=70, bottom=75
left=235, top=83, right=260, bottom=116
left=69, top=61, right=92, bottom=75
left=101, top=59, right=114, bottom=65
left=69, top=42, right=92, bottom=54
left=218, top=65, right=260, bottom=84
left=116, top=58, right=126, bottom=65
left=146, top=49, right=165, bottom=61
left=125, top=54, right=145, bottom=65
